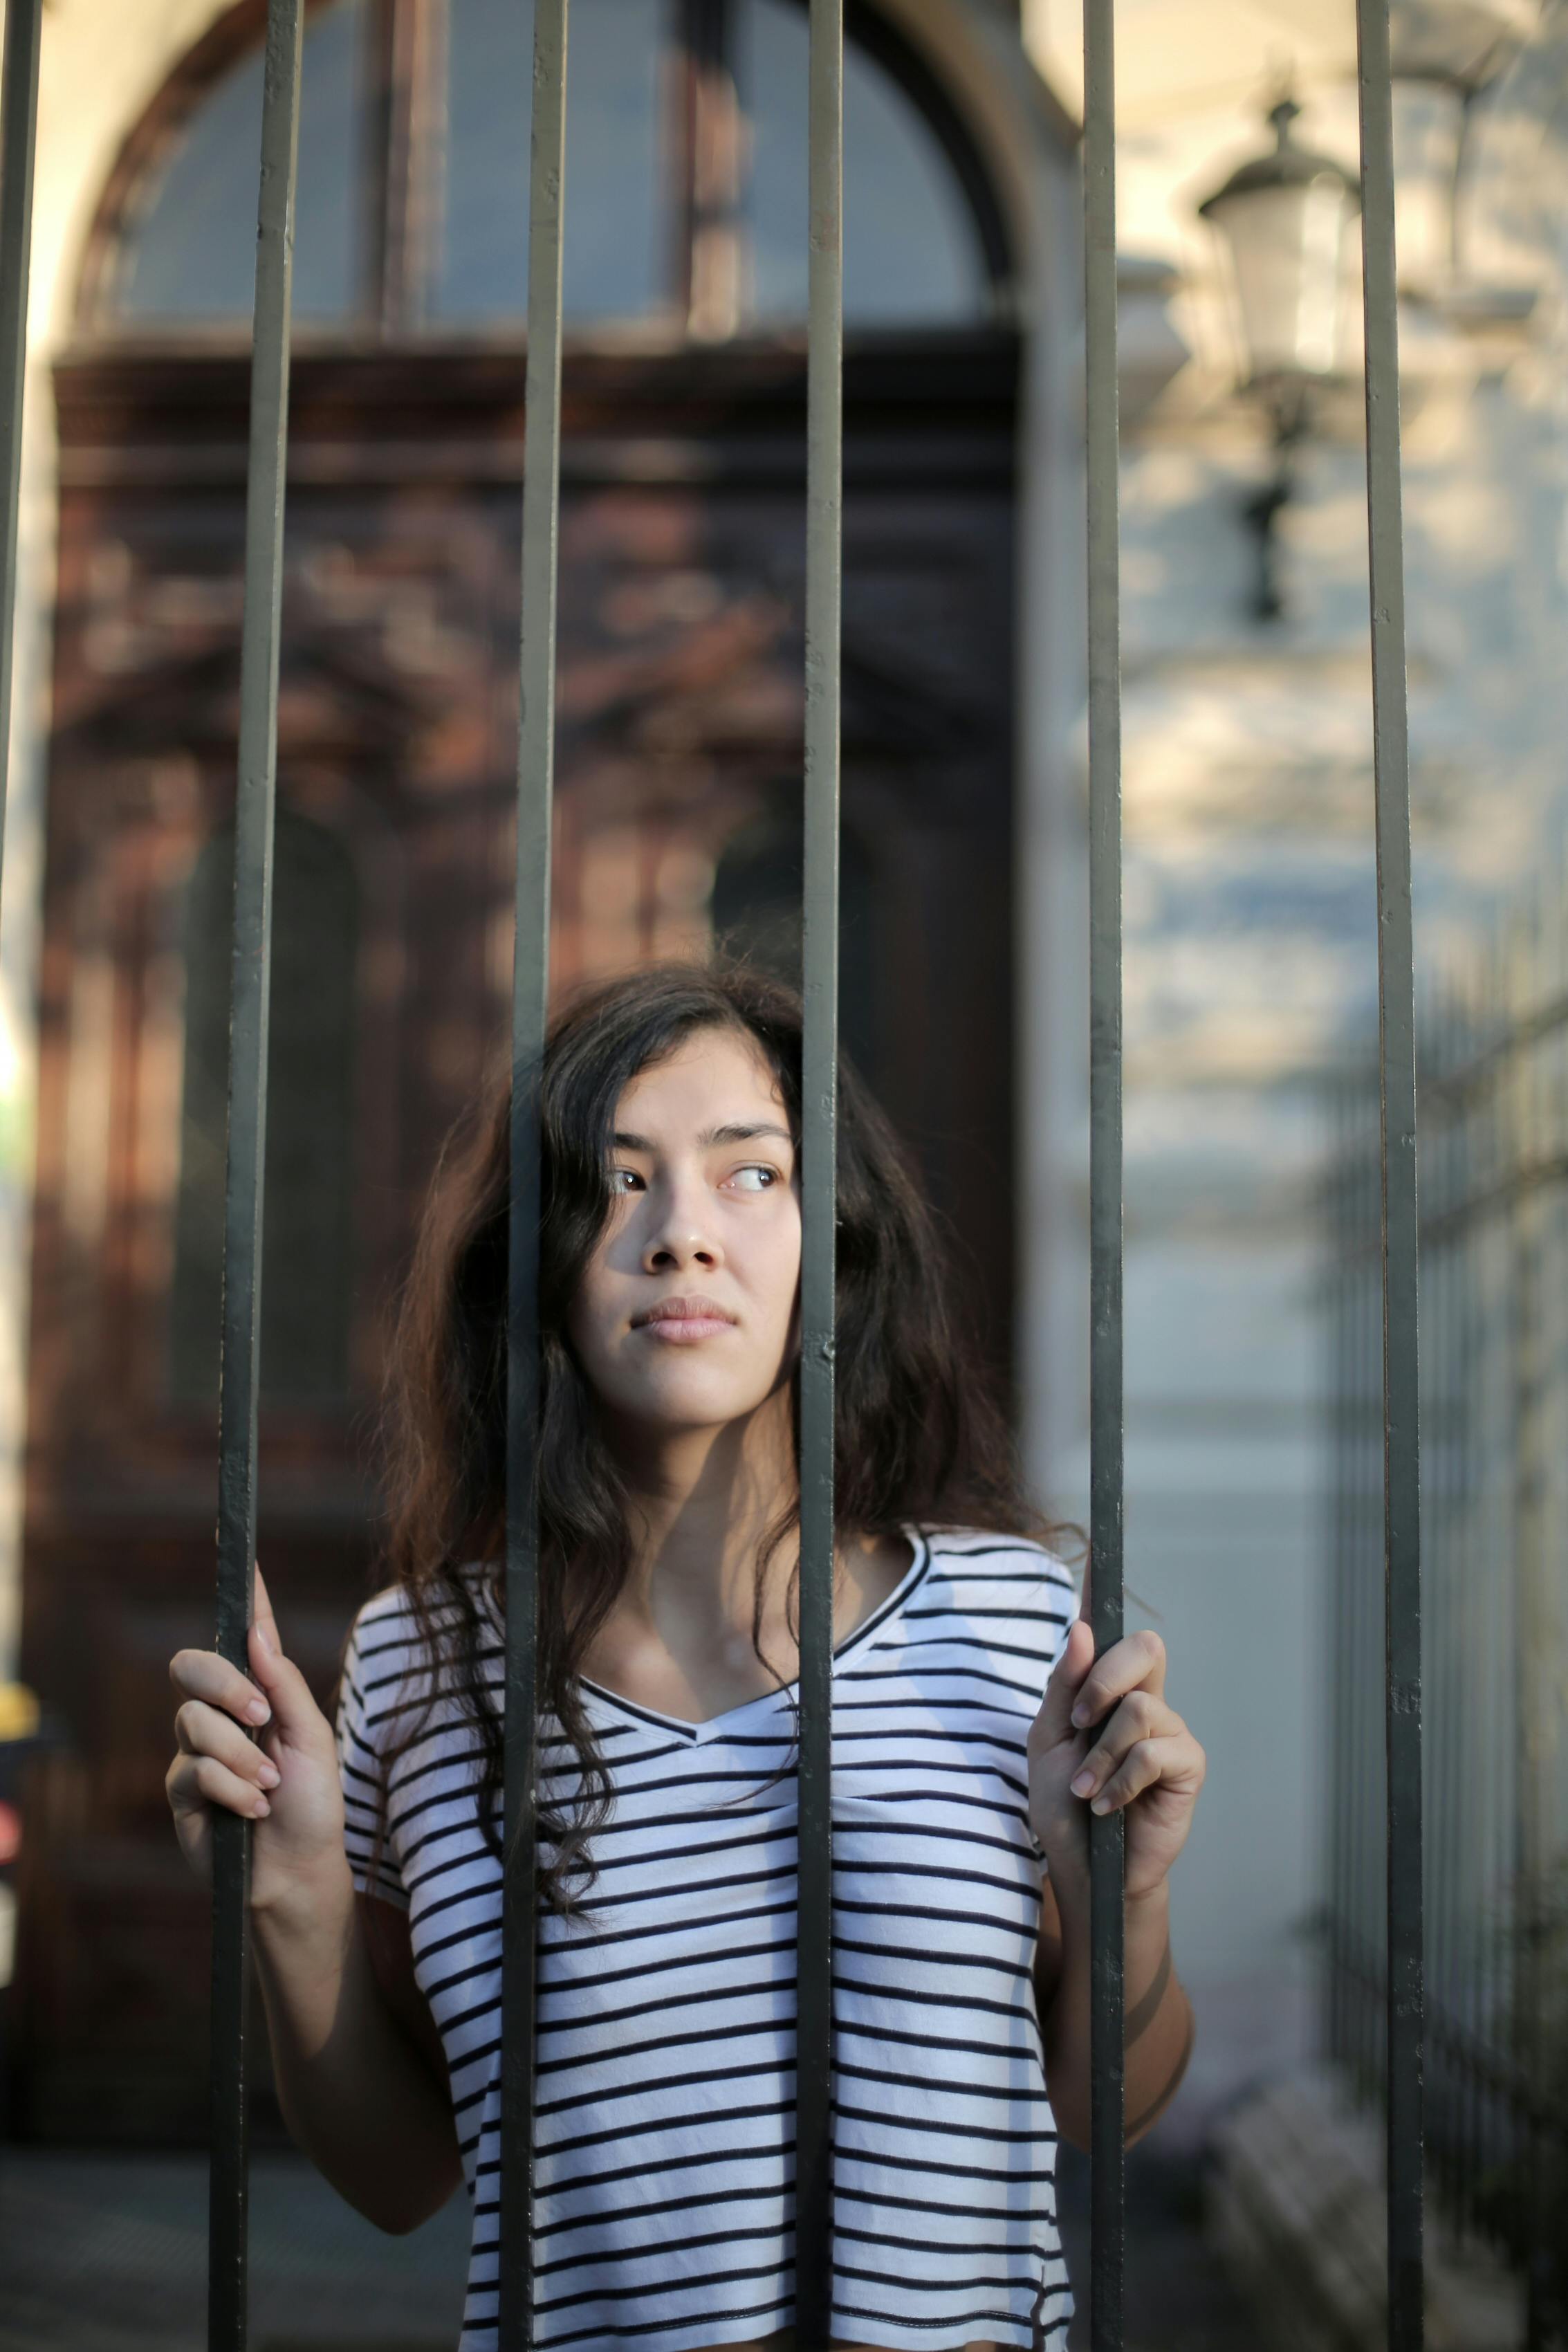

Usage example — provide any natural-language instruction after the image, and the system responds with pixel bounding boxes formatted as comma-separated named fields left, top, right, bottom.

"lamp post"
left=1198, top=98, right=1361, bottom=621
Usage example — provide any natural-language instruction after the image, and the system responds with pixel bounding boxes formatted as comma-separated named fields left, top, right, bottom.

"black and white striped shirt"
left=336, top=1523, right=1078, bottom=2350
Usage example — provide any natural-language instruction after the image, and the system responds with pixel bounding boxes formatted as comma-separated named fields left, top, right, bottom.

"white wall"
left=4, top=0, right=1568, bottom=2162
left=1018, top=1, right=1568, bottom=2145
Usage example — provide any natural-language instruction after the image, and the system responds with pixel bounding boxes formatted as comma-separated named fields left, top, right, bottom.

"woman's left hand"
left=1026, top=1591, right=1206, bottom=1905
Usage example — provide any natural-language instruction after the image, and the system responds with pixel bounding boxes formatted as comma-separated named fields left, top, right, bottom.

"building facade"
left=1, top=0, right=1565, bottom=2149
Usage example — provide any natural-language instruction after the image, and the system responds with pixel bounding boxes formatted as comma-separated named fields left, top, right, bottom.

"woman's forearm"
left=1041, top=1874, right=1195, bottom=2152
left=251, top=1859, right=463, bottom=2233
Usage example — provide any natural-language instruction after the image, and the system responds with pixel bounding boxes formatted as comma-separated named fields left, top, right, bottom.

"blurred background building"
left=0, top=0, right=1565, bottom=2343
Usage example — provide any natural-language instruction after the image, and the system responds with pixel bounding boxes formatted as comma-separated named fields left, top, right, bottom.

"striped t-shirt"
left=335, top=1523, right=1079, bottom=2351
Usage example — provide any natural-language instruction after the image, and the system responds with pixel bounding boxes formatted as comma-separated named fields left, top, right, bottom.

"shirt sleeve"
left=335, top=1597, right=412, bottom=1912
left=1029, top=1553, right=1081, bottom=1883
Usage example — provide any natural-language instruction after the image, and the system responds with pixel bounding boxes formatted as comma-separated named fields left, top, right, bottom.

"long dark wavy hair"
left=356, top=955, right=1073, bottom=1918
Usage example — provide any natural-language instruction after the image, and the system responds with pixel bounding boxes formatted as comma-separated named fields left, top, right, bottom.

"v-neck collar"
left=575, top=1522, right=934, bottom=1746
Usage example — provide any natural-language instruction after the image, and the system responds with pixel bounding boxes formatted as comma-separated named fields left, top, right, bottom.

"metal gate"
left=1325, top=867, right=1568, bottom=2345
left=0, top=0, right=1426, bottom=2346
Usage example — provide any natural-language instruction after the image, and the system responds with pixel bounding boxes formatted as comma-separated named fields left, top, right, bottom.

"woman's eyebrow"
left=611, top=1121, right=795, bottom=1150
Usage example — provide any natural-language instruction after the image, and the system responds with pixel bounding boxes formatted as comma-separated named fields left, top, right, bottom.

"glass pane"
left=168, top=813, right=358, bottom=1406
left=436, top=0, right=667, bottom=322
left=116, top=0, right=365, bottom=323
left=737, top=0, right=988, bottom=324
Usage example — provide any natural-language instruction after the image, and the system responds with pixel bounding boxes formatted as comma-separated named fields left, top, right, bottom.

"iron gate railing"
left=1325, top=870, right=1568, bottom=2347
left=0, top=0, right=1428, bottom=2346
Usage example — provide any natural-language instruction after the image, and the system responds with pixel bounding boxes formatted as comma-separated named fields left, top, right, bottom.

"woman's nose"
left=643, top=1178, right=720, bottom=1267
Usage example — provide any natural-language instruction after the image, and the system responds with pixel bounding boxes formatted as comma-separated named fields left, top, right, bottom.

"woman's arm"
left=1027, top=1577, right=1206, bottom=2153
left=252, top=1865, right=464, bottom=2234
left=167, top=1561, right=463, bottom=2235
left=1032, top=1872, right=1195, bottom=2152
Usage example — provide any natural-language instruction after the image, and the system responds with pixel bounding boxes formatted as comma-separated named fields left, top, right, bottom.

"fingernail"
left=1091, top=1794, right=1112, bottom=1814
left=247, top=1697, right=271, bottom=1725
left=1071, top=1770, right=1095, bottom=1797
left=253, top=1797, right=270, bottom=1818
left=257, top=1762, right=280, bottom=1788
left=1071, top=1703, right=1089, bottom=1727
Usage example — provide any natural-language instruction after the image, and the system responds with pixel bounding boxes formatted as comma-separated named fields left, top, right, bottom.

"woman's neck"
left=579, top=1388, right=910, bottom=1724
left=610, top=1384, right=799, bottom=1630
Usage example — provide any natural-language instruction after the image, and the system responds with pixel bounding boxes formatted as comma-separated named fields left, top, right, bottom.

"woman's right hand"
left=166, top=1559, right=347, bottom=1914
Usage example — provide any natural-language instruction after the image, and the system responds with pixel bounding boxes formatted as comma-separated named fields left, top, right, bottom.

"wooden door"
left=15, top=333, right=1017, bottom=2138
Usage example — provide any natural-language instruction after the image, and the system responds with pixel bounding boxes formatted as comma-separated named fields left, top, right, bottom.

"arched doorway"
left=19, top=0, right=1022, bottom=2137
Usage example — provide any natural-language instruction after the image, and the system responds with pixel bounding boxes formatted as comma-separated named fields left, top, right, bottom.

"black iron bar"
left=208, top=4, right=305, bottom=2346
left=794, top=0, right=844, bottom=2336
left=0, top=0, right=44, bottom=909
left=1082, top=2, right=1125, bottom=2346
left=1325, top=1076, right=1355, bottom=2089
left=1352, top=4, right=1425, bottom=2345
left=498, top=0, right=569, bottom=2340
left=1506, top=910, right=1551, bottom=2351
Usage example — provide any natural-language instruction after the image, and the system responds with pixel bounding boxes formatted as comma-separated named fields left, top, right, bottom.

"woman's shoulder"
left=912, top=1524, right=1080, bottom=1658
left=916, top=1522, right=1079, bottom=1590
left=346, top=1563, right=497, bottom=1646
left=340, top=1572, right=495, bottom=1727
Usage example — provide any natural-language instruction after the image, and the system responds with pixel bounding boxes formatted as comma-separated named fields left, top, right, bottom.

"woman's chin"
left=603, top=1377, right=781, bottom=1440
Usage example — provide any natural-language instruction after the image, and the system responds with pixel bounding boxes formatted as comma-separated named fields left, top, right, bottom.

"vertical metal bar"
left=794, top=0, right=842, bottom=2335
left=1352, top=5, right=1424, bottom=2344
left=0, top=0, right=44, bottom=911
left=1505, top=908, right=1551, bottom=2350
left=1082, top=1, right=1125, bottom=2345
left=208, top=5, right=305, bottom=2346
left=498, top=0, right=567, bottom=2340
left=1325, top=1074, right=1354, bottom=2082
left=1436, top=998, right=1469, bottom=2245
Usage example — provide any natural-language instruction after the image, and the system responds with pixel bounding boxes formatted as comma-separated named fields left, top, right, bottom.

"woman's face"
left=565, top=1025, right=802, bottom=1439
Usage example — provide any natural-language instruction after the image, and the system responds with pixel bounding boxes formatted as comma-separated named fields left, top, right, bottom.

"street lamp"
left=1198, top=98, right=1361, bottom=621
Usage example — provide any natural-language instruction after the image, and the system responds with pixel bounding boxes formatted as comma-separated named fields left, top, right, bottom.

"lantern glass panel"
left=1208, top=174, right=1354, bottom=384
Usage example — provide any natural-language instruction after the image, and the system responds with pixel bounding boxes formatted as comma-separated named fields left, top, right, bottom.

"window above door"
left=84, top=0, right=1011, bottom=339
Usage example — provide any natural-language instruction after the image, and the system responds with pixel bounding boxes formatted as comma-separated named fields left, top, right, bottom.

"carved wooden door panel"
left=16, top=337, right=1017, bottom=2138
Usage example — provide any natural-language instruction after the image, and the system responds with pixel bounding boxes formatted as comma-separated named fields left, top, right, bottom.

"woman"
left=166, top=958, right=1206, bottom=2352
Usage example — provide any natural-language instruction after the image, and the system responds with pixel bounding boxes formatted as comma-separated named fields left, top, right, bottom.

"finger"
left=1068, top=1690, right=1175, bottom=1797
left=1087, top=1731, right=1197, bottom=1815
left=252, top=1558, right=282, bottom=1663
left=1069, top=1626, right=1167, bottom=1731
left=168, top=1750, right=270, bottom=1824
left=1032, top=1617, right=1098, bottom=1749
left=165, top=1765, right=213, bottom=1882
left=170, top=1647, right=273, bottom=1730
left=174, top=1698, right=281, bottom=1789
left=245, top=1606, right=324, bottom=1745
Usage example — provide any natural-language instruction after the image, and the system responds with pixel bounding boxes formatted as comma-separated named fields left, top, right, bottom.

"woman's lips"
left=636, top=1316, right=735, bottom=1342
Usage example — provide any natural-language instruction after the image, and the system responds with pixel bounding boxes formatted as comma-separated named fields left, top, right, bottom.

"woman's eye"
left=609, top=1164, right=778, bottom=1195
